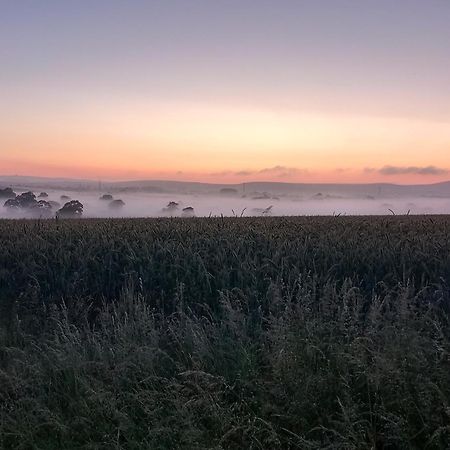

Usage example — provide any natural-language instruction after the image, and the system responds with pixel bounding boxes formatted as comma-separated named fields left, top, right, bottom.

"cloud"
left=208, top=166, right=308, bottom=178
left=258, top=165, right=306, bottom=177
left=208, top=170, right=234, bottom=177
left=245, top=166, right=309, bottom=179
left=365, top=165, right=449, bottom=176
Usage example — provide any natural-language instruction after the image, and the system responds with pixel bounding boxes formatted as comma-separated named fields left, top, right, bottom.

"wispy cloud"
left=208, top=170, right=234, bottom=177
left=365, top=165, right=449, bottom=176
left=207, top=166, right=308, bottom=179
left=258, top=166, right=307, bottom=177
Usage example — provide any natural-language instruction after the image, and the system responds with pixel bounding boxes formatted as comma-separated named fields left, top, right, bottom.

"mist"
left=2, top=187, right=450, bottom=218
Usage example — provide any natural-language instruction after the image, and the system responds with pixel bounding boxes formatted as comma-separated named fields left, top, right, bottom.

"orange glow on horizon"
left=1, top=102, right=450, bottom=185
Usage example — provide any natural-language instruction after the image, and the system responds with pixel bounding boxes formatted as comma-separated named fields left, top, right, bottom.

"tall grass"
left=0, top=217, right=450, bottom=448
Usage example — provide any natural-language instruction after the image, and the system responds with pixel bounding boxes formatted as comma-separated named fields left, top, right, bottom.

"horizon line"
left=1, top=174, right=450, bottom=187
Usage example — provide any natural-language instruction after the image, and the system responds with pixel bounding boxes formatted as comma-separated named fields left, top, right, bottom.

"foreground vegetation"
left=0, top=217, right=449, bottom=449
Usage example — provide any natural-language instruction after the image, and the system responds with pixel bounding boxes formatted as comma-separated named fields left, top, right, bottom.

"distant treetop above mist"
left=0, top=187, right=16, bottom=199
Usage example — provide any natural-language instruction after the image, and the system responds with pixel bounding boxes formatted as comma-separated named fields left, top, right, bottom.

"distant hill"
left=1, top=175, right=450, bottom=198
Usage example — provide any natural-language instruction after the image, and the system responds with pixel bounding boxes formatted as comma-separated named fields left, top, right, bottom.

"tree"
left=38, top=192, right=49, bottom=198
left=163, top=201, right=179, bottom=212
left=16, top=192, right=37, bottom=208
left=57, top=200, right=83, bottom=218
left=48, top=201, right=61, bottom=209
left=182, top=206, right=195, bottom=217
left=108, top=199, right=125, bottom=209
left=4, top=198, right=21, bottom=210
left=0, top=187, right=16, bottom=199
left=100, top=194, right=113, bottom=201
left=3, top=192, right=55, bottom=216
left=4, top=192, right=36, bottom=210
left=30, top=200, right=53, bottom=217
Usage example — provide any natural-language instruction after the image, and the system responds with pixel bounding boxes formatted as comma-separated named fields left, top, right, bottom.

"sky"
left=1, top=0, right=450, bottom=184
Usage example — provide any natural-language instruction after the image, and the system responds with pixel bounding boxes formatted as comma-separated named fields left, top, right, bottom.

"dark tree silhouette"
left=57, top=200, right=83, bottom=218
left=100, top=194, right=113, bottom=201
left=182, top=206, right=195, bottom=217
left=17, top=192, right=37, bottom=208
left=48, top=201, right=61, bottom=209
left=163, top=201, right=179, bottom=212
left=38, top=192, right=49, bottom=198
left=108, top=199, right=125, bottom=209
left=0, top=187, right=16, bottom=199
left=4, top=198, right=21, bottom=210
left=4, top=192, right=37, bottom=210
left=30, top=200, right=53, bottom=217
left=3, top=192, right=54, bottom=216
left=34, top=200, right=52, bottom=210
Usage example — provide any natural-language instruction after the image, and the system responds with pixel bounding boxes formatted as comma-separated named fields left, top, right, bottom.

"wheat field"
left=0, top=217, right=449, bottom=449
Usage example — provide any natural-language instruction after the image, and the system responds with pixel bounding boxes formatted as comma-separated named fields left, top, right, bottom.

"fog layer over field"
left=2, top=189, right=450, bottom=218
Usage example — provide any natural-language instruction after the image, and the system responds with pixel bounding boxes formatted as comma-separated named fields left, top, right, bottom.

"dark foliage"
left=48, top=200, right=61, bottom=209
left=109, top=199, right=125, bottom=209
left=3, top=197, right=20, bottom=209
left=162, top=201, right=179, bottom=214
left=4, top=192, right=33, bottom=209
left=166, top=201, right=179, bottom=209
left=0, top=187, right=16, bottom=199
left=20, top=191, right=37, bottom=207
left=182, top=206, right=195, bottom=217
left=3, top=192, right=53, bottom=216
left=56, top=200, right=83, bottom=218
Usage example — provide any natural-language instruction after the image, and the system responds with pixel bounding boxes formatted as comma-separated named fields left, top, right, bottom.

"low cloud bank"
left=366, top=165, right=449, bottom=176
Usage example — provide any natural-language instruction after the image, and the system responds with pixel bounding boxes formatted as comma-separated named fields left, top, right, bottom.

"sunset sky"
left=1, top=1, right=450, bottom=184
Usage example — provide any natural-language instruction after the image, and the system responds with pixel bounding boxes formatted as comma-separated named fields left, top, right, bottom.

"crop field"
left=0, top=216, right=450, bottom=449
